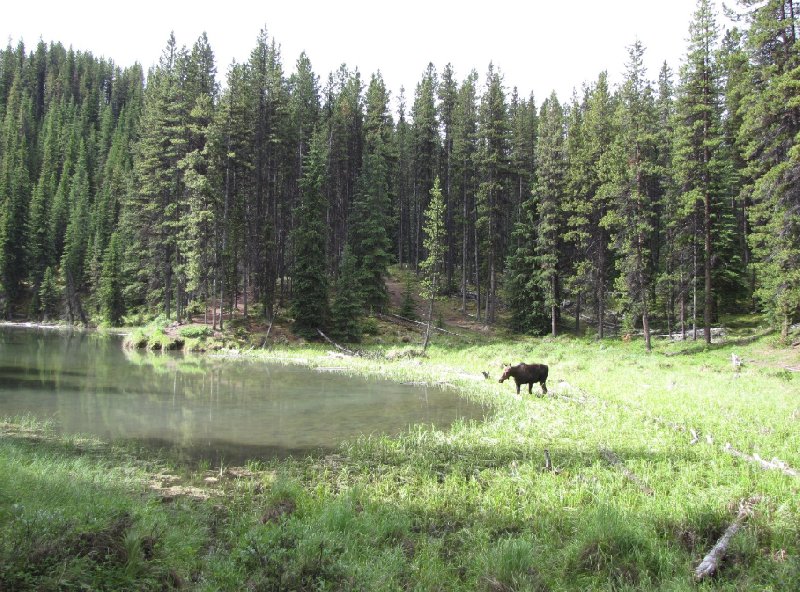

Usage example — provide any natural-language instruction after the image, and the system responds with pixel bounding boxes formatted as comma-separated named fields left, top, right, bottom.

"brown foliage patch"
left=260, top=499, right=297, bottom=524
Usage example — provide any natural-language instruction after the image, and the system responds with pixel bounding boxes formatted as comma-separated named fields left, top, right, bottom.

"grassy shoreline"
left=2, top=327, right=799, bottom=590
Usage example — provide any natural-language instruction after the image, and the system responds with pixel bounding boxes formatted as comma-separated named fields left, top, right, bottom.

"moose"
left=499, top=363, right=549, bottom=396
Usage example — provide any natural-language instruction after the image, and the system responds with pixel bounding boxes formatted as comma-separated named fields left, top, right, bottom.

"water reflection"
left=0, top=325, right=487, bottom=464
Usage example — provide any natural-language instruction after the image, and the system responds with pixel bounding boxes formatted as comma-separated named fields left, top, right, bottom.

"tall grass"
left=2, top=329, right=798, bottom=590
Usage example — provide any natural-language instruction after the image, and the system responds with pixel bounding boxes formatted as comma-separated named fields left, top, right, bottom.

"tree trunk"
left=551, top=275, right=557, bottom=337
left=598, top=248, right=606, bottom=339
left=243, top=261, right=248, bottom=319
left=704, top=188, right=712, bottom=344
left=474, top=221, right=481, bottom=321
left=461, top=188, right=468, bottom=314
left=423, top=277, right=436, bottom=351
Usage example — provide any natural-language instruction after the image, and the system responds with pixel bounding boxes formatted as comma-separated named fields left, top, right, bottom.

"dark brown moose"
left=499, top=363, right=548, bottom=396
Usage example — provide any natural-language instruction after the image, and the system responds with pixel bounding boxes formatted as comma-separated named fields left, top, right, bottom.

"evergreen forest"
left=1, top=0, right=798, bottom=346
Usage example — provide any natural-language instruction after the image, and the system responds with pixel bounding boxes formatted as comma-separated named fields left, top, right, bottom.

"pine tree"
left=38, top=266, right=60, bottom=321
left=290, top=130, right=330, bottom=338
left=737, top=0, right=800, bottom=336
left=247, top=28, right=291, bottom=317
left=452, top=72, right=479, bottom=315
left=349, top=140, right=393, bottom=311
left=564, top=74, right=617, bottom=336
left=506, top=89, right=539, bottom=328
left=324, top=66, right=364, bottom=275
left=504, top=176, right=549, bottom=335
left=98, top=231, right=125, bottom=325
left=330, top=245, right=363, bottom=342
left=399, top=274, right=418, bottom=320
left=125, top=33, right=190, bottom=320
left=421, top=177, right=447, bottom=350
left=533, top=92, right=567, bottom=337
left=673, top=0, right=727, bottom=343
left=438, top=64, right=459, bottom=290
left=394, top=87, right=413, bottom=267
left=27, top=105, right=62, bottom=291
left=411, top=64, right=439, bottom=268
left=603, top=41, right=659, bottom=351
left=476, top=64, right=510, bottom=324
left=209, top=62, right=253, bottom=329
left=654, top=62, right=683, bottom=336
left=0, top=74, right=32, bottom=315
left=60, top=141, right=91, bottom=325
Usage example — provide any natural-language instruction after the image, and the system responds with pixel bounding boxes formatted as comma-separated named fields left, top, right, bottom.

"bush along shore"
left=2, top=321, right=799, bottom=591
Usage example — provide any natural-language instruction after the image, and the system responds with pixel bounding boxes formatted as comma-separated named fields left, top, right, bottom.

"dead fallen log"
left=377, top=312, right=463, bottom=337
left=694, top=496, right=761, bottom=581
left=723, top=444, right=799, bottom=478
left=600, top=448, right=654, bottom=496
left=316, top=329, right=357, bottom=356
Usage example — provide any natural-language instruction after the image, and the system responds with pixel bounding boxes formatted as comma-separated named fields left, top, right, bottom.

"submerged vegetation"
left=2, top=317, right=798, bottom=590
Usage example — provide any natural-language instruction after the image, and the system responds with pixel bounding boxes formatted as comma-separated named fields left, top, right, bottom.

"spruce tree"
left=438, top=64, right=459, bottom=290
left=60, top=141, right=90, bottom=325
left=323, top=66, right=364, bottom=275
left=673, top=0, right=727, bottom=343
left=738, top=0, right=800, bottom=336
left=125, top=32, right=190, bottom=320
left=349, top=138, right=393, bottom=312
left=411, top=64, right=439, bottom=268
left=504, top=181, right=549, bottom=334
left=533, top=92, right=567, bottom=337
left=330, top=245, right=363, bottom=342
left=476, top=64, right=510, bottom=324
left=567, top=73, right=617, bottom=337
left=98, top=231, right=125, bottom=325
left=421, top=177, right=447, bottom=350
left=603, top=41, right=659, bottom=351
left=452, top=72, right=479, bottom=315
left=0, top=74, right=32, bottom=314
left=290, top=130, right=330, bottom=338
left=38, top=266, right=60, bottom=321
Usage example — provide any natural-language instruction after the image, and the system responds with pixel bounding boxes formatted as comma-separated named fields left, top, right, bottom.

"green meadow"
left=1, top=327, right=798, bottom=591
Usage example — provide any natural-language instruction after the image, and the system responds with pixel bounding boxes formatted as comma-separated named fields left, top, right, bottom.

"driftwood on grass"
left=723, top=443, right=799, bottom=478
left=377, top=312, right=463, bottom=337
left=694, top=496, right=761, bottom=581
left=316, top=329, right=358, bottom=356
left=600, top=448, right=654, bottom=495
left=260, top=317, right=274, bottom=348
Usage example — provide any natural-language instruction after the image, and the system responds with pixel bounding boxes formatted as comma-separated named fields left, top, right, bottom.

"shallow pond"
left=0, top=325, right=487, bottom=464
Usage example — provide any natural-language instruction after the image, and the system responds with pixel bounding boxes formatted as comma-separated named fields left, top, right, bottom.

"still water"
left=0, top=325, right=487, bottom=464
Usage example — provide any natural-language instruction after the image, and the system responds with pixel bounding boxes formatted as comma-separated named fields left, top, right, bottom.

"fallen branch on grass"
left=315, top=330, right=383, bottom=359
left=723, top=444, right=799, bottom=478
left=260, top=317, right=274, bottom=348
left=376, top=312, right=463, bottom=337
left=600, top=448, right=654, bottom=496
left=694, top=496, right=761, bottom=581
left=317, top=329, right=357, bottom=356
